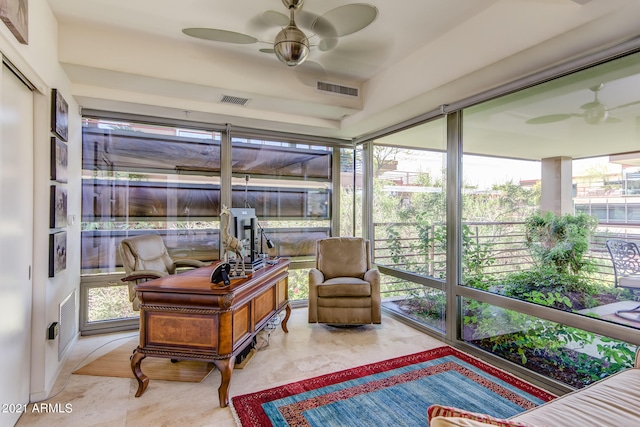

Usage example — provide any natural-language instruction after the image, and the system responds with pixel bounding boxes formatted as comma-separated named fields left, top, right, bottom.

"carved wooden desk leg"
left=281, top=303, right=291, bottom=333
left=130, top=348, right=149, bottom=397
left=212, top=357, right=235, bottom=407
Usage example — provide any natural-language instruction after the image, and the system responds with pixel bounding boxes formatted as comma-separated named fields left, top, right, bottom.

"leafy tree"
left=373, top=146, right=403, bottom=177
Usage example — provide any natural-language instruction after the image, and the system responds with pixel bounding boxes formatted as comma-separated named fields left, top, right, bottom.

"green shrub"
left=525, top=211, right=597, bottom=275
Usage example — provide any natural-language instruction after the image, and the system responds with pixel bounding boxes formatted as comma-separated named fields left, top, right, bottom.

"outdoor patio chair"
left=605, top=239, right=640, bottom=319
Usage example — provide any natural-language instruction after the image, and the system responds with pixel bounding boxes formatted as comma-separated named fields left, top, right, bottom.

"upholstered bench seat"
left=513, top=368, right=640, bottom=427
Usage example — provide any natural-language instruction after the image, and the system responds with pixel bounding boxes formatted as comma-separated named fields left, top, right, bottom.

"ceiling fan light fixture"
left=274, top=24, right=309, bottom=66
left=584, top=104, right=609, bottom=125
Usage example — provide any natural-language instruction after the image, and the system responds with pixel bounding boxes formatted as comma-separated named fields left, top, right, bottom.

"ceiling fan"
left=182, top=0, right=378, bottom=68
left=526, top=83, right=640, bottom=125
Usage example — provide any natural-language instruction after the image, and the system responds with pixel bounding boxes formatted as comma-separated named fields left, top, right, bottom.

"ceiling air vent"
left=317, top=81, right=359, bottom=98
left=220, top=95, right=250, bottom=106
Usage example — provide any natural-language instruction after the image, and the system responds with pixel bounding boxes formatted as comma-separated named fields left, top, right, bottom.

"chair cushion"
left=317, top=278, right=371, bottom=297
left=317, top=237, right=368, bottom=280
left=317, top=298, right=372, bottom=308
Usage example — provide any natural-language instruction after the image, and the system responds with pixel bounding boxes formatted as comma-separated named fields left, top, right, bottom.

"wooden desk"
left=130, top=259, right=290, bottom=407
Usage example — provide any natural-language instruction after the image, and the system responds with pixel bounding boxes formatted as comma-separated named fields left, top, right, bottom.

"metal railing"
left=373, top=220, right=640, bottom=292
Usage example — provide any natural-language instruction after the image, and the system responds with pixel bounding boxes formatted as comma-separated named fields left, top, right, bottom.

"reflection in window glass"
left=230, top=136, right=333, bottom=301
left=82, top=118, right=221, bottom=275
left=461, top=50, right=640, bottom=331
left=81, top=118, right=221, bottom=323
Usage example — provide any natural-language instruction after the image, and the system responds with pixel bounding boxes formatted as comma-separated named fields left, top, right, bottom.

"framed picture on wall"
left=51, top=89, right=69, bottom=142
left=50, top=185, right=67, bottom=228
left=49, top=231, right=67, bottom=277
left=50, top=137, right=68, bottom=183
left=0, top=0, right=28, bottom=45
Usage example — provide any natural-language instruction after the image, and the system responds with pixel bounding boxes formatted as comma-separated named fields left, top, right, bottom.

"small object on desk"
left=210, top=262, right=231, bottom=286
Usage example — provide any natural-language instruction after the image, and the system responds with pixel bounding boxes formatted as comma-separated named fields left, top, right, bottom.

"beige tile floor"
left=16, top=308, right=445, bottom=427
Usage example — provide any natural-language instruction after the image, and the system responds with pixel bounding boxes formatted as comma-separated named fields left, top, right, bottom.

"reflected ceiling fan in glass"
left=526, top=83, right=640, bottom=125
left=181, top=0, right=378, bottom=68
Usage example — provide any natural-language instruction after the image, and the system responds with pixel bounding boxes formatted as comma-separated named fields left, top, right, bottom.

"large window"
left=230, top=134, right=334, bottom=301
left=80, top=118, right=221, bottom=331
left=459, top=50, right=640, bottom=386
left=80, top=118, right=348, bottom=332
left=368, top=119, right=447, bottom=331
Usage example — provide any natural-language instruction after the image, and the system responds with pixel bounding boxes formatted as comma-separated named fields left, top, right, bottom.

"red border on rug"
left=231, top=345, right=556, bottom=427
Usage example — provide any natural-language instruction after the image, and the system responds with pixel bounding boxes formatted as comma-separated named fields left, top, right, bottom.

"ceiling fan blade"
left=295, top=10, right=323, bottom=32
left=317, top=38, right=338, bottom=52
left=263, top=10, right=289, bottom=27
left=182, top=28, right=257, bottom=44
left=525, top=114, right=574, bottom=124
left=247, top=10, right=289, bottom=33
left=312, top=4, right=378, bottom=38
left=611, top=100, right=640, bottom=110
left=294, top=60, right=327, bottom=87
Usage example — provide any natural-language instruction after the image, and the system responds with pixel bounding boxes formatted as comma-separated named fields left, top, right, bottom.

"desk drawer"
left=254, top=286, right=276, bottom=327
left=145, top=311, right=218, bottom=353
left=233, top=303, right=251, bottom=346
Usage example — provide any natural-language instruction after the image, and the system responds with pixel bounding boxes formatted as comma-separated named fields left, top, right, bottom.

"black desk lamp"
left=257, top=222, right=275, bottom=257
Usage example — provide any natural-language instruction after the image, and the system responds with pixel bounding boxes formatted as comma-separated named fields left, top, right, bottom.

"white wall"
left=0, top=0, right=81, bottom=401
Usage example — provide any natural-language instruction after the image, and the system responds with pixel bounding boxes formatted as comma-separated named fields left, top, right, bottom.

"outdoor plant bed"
left=383, top=299, right=445, bottom=332
left=469, top=335, right=622, bottom=389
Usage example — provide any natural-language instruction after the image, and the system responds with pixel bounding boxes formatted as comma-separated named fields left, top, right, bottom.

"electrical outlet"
left=48, top=322, right=59, bottom=340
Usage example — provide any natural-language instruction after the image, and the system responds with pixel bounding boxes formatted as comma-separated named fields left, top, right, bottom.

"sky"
left=393, top=152, right=622, bottom=191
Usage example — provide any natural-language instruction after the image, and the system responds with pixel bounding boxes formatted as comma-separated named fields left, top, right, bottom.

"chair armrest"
left=309, top=268, right=325, bottom=287
left=174, top=259, right=208, bottom=269
left=308, top=268, right=325, bottom=323
left=364, top=268, right=380, bottom=291
left=365, top=268, right=381, bottom=323
left=121, top=270, right=168, bottom=282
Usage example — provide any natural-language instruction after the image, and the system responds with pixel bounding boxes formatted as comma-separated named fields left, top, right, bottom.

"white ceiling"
left=48, top=0, right=640, bottom=143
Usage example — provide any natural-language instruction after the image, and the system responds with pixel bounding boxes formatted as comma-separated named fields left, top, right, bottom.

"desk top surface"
left=135, top=258, right=289, bottom=295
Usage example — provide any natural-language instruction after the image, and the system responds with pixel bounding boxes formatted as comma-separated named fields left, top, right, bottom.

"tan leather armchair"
left=308, top=237, right=381, bottom=325
left=119, top=234, right=207, bottom=310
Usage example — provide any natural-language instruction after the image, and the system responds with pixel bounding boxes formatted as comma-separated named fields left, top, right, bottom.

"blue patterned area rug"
left=231, top=346, right=555, bottom=427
